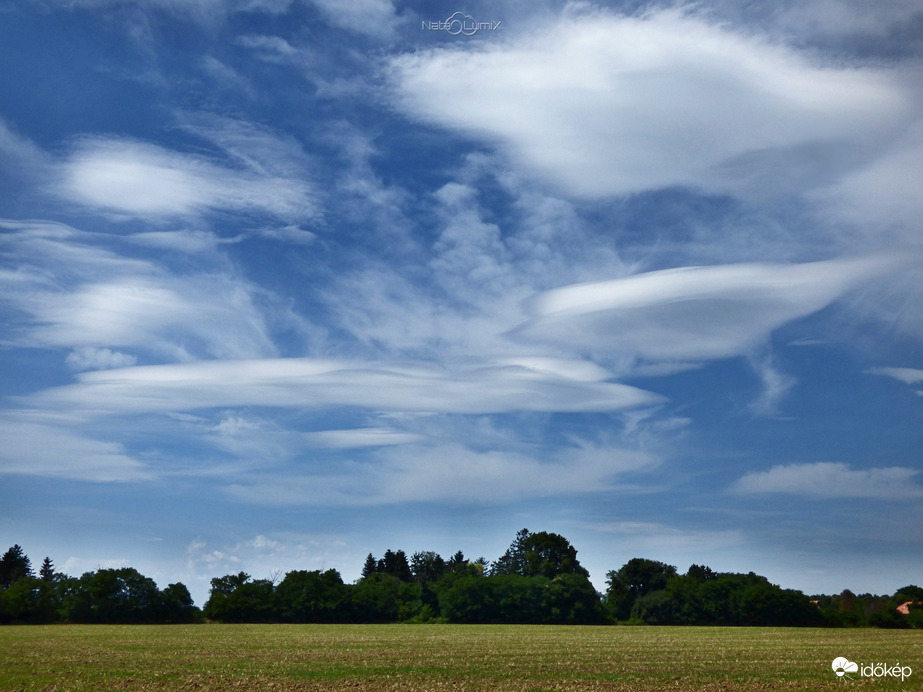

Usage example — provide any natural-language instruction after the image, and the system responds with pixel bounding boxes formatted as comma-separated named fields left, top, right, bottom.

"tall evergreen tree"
left=39, top=557, right=56, bottom=583
left=491, top=529, right=531, bottom=575
left=0, top=545, right=33, bottom=587
left=379, top=549, right=412, bottom=582
left=361, top=553, right=377, bottom=580
left=410, top=551, right=446, bottom=582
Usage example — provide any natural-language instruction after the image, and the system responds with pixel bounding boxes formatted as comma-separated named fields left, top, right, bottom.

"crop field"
left=1, top=624, right=920, bottom=691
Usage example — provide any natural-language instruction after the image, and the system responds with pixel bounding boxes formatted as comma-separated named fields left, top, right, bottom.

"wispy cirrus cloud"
left=868, top=366, right=923, bottom=396
left=307, top=0, right=400, bottom=38
left=868, top=367, right=923, bottom=385
left=57, top=136, right=315, bottom=222
left=734, top=462, right=923, bottom=499
left=0, top=220, right=292, bottom=361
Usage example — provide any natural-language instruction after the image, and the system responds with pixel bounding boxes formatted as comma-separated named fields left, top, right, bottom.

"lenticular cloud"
left=389, top=8, right=911, bottom=199
left=518, top=253, right=914, bottom=361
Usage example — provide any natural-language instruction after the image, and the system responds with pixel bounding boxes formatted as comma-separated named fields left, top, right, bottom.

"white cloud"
left=30, top=276, right=278, bottom=360
left=518, top=253, right=916, bottom=361
left=29, top=356, right=662, bottom=418
left=304, top=428, right=424, bottom=448
left=227, top=441, right=658, bottom=506
left=234, top=34, right=302, bottom=62
left=185, top=532, right=352, bottom=586
left=0, top=118, right=50, bottom=177
left=127, top=230, right=224, bottom=253
left=868, top=366, right=923, bottom=385
left=57, top=137, right=315, bottom=222
left=734, top=462, right=923, bottom=499
left=586, top=520, right=744, bottom=554
left=0, top=221, right=283, bottom=360
left=0, top=418, right=152, bottom=482
left=56, top=0, right=294, bottom=20
left=308, top=0, right=399, bottom=38
left=813, top=120, right=923, bottom=243
left=747, top=351, right=796, bottom=416
left=66, top=347, right=138, bottom=371
left=772, top=0, right=923, bottom=41
left=868, top=366, right=923, bottom=396
left=389, top=8, right=912, bottom=199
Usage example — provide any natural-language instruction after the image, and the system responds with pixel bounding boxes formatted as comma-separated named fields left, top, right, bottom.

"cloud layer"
left=390, top=8, right=913, bottom=199
left=28, top=357, right=662, bottom=417
left=519, top=253, right=914, bottom=361
left=735, top=462, right=923, bottom=499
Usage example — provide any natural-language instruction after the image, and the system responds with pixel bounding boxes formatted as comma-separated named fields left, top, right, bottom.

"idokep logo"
left=832, top=657, right=859, bottom=679
left=832, top=657, right=912, bottom=681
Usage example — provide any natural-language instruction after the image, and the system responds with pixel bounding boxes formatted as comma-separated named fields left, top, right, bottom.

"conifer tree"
left=39, top=557, right=56, bottom=583
left=0, top=545, right=33, bottom=587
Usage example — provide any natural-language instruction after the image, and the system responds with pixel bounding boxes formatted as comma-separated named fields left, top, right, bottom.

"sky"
left=1, top=0, right=922, bottom=607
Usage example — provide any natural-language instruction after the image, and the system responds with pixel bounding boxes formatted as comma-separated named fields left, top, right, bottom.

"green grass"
left=1, top=624, right=920, bottom=690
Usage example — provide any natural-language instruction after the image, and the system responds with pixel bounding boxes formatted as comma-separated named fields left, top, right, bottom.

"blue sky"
left=1, top=0, right=922, bottom=606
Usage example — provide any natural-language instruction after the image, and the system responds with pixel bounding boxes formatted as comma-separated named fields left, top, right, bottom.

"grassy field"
left=1, top=624, right=920, bottom=691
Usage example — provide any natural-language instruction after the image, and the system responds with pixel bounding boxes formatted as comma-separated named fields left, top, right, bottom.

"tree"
left=686, top=564, right=716, bottom=583
left=204, top=572, right=275, bottom=623
left=376, top=549, right=413, bottom=582
left=411, top=551, right=446, bottom=583
left=346, top=573, right=421, bottom=622
left=491, top=529, right=531, bottom=576
left=605, top=558, right=677, bottom=620
left=521, top=532, right=589, bottom=579
left=492, top=529, right=588, bottom=579
left=0, top=545, right=33, bottom=587
left=3, top=577, right=56, bottom=623
left=448, top=550, right=470, bottom=574
left=274, top=569, right=347, bottom=622
left=361, top=553, right=377, bottom=580
left=159, top=582, right=199, bottom=623
left=39, top=557, right=56, bottom=583
left=59, top=568, right=162, bottom=624
left=545, top=573, right=604, bottom=624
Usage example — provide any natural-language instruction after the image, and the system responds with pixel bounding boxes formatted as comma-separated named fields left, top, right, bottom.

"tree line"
left=0, top=545, right=198, bottom=624
left=2, top=531, right=921, bottom=627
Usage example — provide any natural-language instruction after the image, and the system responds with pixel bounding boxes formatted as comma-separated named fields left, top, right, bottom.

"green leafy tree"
left=522, top=531, right=589, bottom=579
left=544, top=572, right=604, bottom=624
left=204, top=572, right=274, bottom=622
left=346, top=573, right=421, bottom=622
left=159, top=582, right=199, bottom=623
left=492, top=529, right=588, bottom=579
left=60, top=568, right=162, bottom=623
left=686, top=564, right=716, bottom=582
left=605, top=558, right=677, bottom=620
left=3, top=577, right=57, bottom=623
left=630, top=589, right=677, bottom=624
left=274, top=569, right=347, bottom=622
